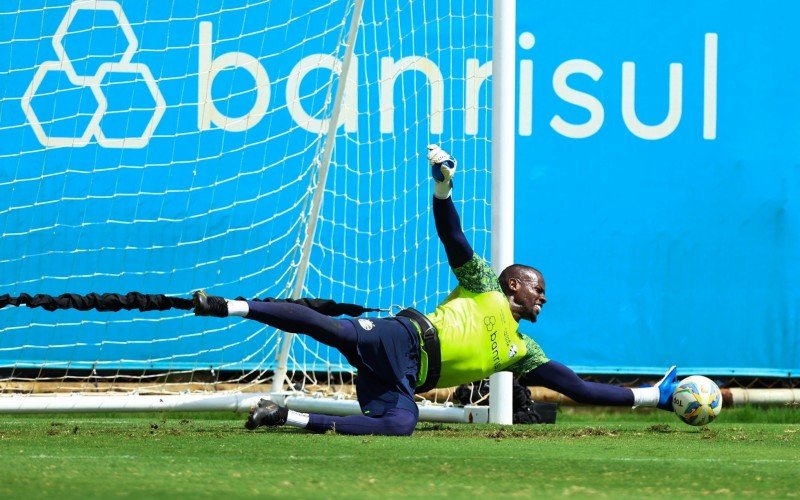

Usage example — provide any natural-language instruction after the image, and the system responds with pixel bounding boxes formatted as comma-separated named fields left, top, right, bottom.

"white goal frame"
left=0, top=0, right=515, bottom=425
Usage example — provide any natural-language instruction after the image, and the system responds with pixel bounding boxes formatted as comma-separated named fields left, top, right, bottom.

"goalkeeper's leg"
left=306, top=408, right=417, bottom=436
left=246, top=316, right=421, bottom=436
left=194, top=291, right=360, bottom=363
left=247, top=401, right=417, bottom=436
left=247, top=357, right=420, bottom=435
left=248, top=385, right=419, bottom=436
left=297, top=341, right=420, bottom=435
left=244, top=300, right=359, bottom=358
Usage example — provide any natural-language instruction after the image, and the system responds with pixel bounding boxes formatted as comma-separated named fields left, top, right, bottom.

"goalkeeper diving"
left=193, top=145, right=678, bottom=436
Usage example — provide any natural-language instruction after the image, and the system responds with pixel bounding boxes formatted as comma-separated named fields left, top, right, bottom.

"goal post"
left=489, top=0, right=517, bottom=425
left=0, top=0, right=505, bottom=422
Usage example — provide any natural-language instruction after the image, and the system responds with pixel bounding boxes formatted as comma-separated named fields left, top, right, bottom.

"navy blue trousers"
left=246, top=301, right=419, bottom=436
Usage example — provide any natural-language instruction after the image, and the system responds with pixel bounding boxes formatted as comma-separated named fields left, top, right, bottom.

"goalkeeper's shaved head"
left=499, top=264, right=541, bottom=294
left=499, top=264, right=547, bottom=323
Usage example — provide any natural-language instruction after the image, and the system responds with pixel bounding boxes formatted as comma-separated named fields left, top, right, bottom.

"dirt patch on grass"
left=570, top=426, right=619, bottom=438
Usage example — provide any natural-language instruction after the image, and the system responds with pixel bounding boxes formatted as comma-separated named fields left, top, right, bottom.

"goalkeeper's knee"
left=379, top=408, right=418, bottom=436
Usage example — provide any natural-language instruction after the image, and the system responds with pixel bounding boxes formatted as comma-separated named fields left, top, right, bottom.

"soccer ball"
left=671, top=375, right=722, bottom=426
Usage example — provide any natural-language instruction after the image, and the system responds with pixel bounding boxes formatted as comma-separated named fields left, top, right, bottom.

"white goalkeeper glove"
left=427, top=144, right=456, bottom=199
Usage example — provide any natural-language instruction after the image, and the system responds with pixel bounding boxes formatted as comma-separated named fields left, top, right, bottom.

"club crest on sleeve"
left=508, top=345, right=518, bottom=358
left=358, top=319, right=375, bottom=331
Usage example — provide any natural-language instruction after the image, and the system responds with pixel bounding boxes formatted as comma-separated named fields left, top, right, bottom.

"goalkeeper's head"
left=499, top=264, right=546, bottom=323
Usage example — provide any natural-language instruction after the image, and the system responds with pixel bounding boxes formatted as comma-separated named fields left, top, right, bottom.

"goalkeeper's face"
left=507, top=270, right=547, bottom=323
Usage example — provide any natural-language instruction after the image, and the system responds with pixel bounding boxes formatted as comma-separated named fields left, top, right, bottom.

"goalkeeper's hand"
left=427, top=144, right=456, bottom=199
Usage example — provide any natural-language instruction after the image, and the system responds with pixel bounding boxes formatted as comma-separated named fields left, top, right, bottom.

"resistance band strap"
left=0, top=292, right=381, bottom=317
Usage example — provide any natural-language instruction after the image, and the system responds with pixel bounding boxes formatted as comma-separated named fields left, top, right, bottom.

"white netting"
left=0, top=0, right=492, bottom=406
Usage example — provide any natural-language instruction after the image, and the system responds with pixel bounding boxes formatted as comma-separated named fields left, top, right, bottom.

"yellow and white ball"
left=671, top=375, right=722, bottom=426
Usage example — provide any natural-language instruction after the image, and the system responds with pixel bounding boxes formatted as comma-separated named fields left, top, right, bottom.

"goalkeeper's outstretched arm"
left=427, top=144, right=473, bottom=269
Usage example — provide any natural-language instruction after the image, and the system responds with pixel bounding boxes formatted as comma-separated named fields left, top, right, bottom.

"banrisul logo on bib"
left=21, top=0, right=165, bottom=149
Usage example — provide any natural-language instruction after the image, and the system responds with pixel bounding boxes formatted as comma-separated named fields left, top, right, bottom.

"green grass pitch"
left=0, top=406, right=798, bottom=498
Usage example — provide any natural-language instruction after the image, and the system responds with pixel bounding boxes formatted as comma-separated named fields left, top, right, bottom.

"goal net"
left=0, top=0, right=494, bottom=417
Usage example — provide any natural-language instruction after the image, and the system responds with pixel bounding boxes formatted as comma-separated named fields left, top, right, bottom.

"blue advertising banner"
left=0, top=0, right=796, bottom=377
left=515, top=2, right=799, bottom=376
